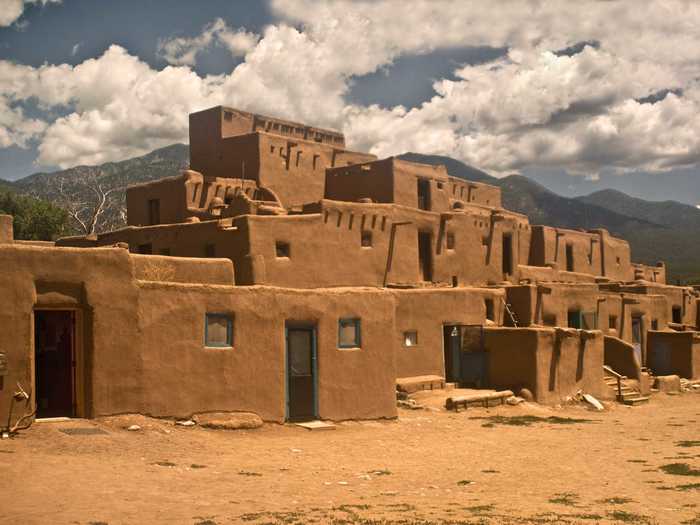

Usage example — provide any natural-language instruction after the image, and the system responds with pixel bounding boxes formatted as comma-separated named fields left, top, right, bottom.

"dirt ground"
left=1, top=391, right=699, bottom=525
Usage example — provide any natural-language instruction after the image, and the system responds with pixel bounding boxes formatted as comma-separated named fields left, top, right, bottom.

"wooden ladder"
left=501, top=298, right=519, bottom=327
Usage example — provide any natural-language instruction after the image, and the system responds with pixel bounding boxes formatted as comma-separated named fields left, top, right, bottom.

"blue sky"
left=1, top=1, right=699, bottom=204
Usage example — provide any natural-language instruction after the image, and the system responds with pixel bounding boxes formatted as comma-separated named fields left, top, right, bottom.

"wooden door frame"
left=32, top=308, right=86, bottom=418
left=284, top=323, right=318, bottom=422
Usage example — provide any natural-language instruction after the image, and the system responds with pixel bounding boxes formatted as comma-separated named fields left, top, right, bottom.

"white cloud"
left=157, top=18, right=258, bottom=66
left=2, top=1, right=700, bottom=178
left=0, top=0, right=61, bottom=27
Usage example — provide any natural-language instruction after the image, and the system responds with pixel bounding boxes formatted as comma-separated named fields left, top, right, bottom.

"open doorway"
left=35, top=310, right=76, bottom=418
left=417, top=179, right=431, bottom=211
left=443, top=325, right=462, bottom=383
left=502, top=233, right=513, bottom=276
left=286, top=324, right=317, bottom=422
left=565, top=243, right=574, bottom=272
left=631, top=316, right=643, bottom=366
left=418, top=231, right=433, bottom=282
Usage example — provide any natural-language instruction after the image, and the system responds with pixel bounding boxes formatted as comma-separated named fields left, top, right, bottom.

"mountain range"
left=1, top=145, right=698, bottom=283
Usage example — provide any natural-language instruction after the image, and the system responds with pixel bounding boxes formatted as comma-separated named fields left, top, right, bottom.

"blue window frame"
left=205, top=313, right=233, bottom=347
left=338, top=318, right=361, bottom=348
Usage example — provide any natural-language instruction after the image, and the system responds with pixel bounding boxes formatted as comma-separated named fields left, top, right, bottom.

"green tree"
left=0, top=190, right=72, bottom=241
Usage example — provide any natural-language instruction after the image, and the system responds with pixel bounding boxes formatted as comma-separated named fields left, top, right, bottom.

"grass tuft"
left=471, top=415, right=594, bottom=427
left=660, top=463, right=700, bottom=476
left=548, top=492, right=578, bottom=505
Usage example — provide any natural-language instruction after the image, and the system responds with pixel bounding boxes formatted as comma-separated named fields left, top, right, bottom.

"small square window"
left=437, top=182, right=444, bottom=189
left=361, top=231, right=372, bottom=247
left=338, top=318, right=361, bottom=348
left=276, top=241, right=290, bottom=258
left=446, top=232, right=455, bottom=250
left=205, top=313, right=233, bottom=347
left=404, top=331, right=418, bottom=347
left=543, top=315, right=556, bottom=326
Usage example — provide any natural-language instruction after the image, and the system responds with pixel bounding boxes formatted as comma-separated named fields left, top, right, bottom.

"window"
left=338, top=318, right=361, bottom=348
left=672, top=306, right=682, bottom=324
left=276, top=241, right=290, bottom=258
left=270, top=145, right=275, bottom=154
left=437, top=182, right=444, bottom=190
left=568, top=310, right=582, bottom=329
left=148, top=199, right=160, bottom=225
left=404, top=331, right=418, bottom=347
left=205, top=243, right=216, bottom=258
left=609, top=315, right=618, bottom=329
left=446, top=231, right=455, bottom=250
left=223, top=111, right=233, bottom=121
left=361, top=231, right=372, bottom=247
left=205, top=314, right=233, bottom=347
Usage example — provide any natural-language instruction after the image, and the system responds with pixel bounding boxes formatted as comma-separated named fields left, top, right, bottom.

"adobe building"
left=2, top=106, right=699, bottom=430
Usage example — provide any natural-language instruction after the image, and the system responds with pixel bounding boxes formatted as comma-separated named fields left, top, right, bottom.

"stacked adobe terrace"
left=1, top=106, right=698, bottom=429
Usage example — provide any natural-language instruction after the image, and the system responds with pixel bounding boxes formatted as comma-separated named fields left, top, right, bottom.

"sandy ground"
left=1, top=391, right=699, bottom=525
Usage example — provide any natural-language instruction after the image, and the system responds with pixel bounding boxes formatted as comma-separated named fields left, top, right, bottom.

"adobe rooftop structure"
left=1, top=105, right=699, bottom=429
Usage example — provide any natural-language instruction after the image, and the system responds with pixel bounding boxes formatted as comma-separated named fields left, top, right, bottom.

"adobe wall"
left=245, top=201, right=532, bottom=288
left=325, top=158, right=502, bottom=211
left=604, top=335, right=642, bottom=381
left=257, top=133, right=375, bottom=208
left=647, top=331, right=700, bottom=379
left=127, top=173, right=190, bottom=226
left=189, top=106, right=347, bottom=179
left=0, top=214, right=13, bottom=243
left=633, top=262, right=666, bottom=284
left=621, top=283, right=698, bottom=328
left=0, top=240, right=398, bottom=426
left=137, top=284, right=397, bottom=422
left=132, top=254, right=234, bottom=285
left=393, top=287, right=505, bottom=378
left=0, top=244, right=142, bottom=423
left=505, top=283, right=605, bottom=328
left=528, top=226, right=633, bottom=281
left=483, top=327, right=606, bottom=404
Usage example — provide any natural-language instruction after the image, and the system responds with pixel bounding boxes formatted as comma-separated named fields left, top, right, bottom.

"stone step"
left=622, top=396, right=650, bottom=406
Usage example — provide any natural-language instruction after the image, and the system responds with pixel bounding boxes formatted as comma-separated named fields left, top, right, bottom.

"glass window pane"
left=288, top=330, right=312, bottom=376
left=206, top=315, right=231, bottom=346
left=339, top=319, right=360, bottom=347
left=404, top=331, right=418, bottom=347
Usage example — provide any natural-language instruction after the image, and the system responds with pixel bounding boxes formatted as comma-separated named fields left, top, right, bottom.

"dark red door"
left=35, top=311, right=75, bottom=418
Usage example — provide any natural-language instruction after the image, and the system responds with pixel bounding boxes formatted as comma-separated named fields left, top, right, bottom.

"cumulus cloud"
left=2, top=0, right=700, bottom=177
left=0, top=0, right=60, bottom=27
left=157, top=18, right=258, bottom=66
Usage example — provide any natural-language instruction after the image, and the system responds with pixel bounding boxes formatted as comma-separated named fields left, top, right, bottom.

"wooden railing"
left=603, top=365, right=626, bottom=400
